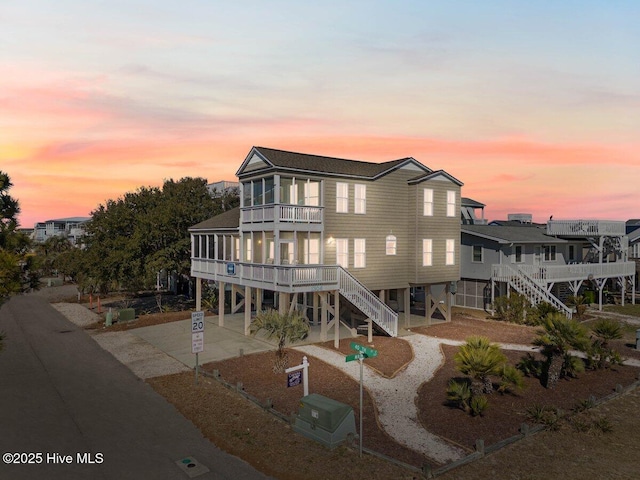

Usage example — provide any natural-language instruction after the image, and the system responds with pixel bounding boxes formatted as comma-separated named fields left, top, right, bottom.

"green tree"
left=81, top=177, right=226, bottom=295
left=0, top=171, right=38, bottom=305
left=533, top=313, right=590, bottom=388
left=37, top=235, right=73, bottom=277
left=250, top=309, right=310, bottom=373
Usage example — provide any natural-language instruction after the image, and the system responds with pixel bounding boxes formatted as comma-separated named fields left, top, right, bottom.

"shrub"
left=470, top=395, right=489, bottom=417
left=517, top=353, right=543, bottom=378
left=446, top=379, right=472, bottom=413
left=493, top=293, right=532, bottom=324
left=567, top=295, right=588, bottom=319
left=498, top=364, right=525, bottom=393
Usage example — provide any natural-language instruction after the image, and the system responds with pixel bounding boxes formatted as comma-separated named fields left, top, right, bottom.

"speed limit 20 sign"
left=191, top=311, right=205, bottom=333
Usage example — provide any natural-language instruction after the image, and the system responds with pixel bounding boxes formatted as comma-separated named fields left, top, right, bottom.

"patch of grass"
left=603, top=304, right=640, bottom=317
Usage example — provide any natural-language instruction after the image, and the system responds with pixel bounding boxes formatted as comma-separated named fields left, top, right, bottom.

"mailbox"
left=292, top=394, right=356, bottom=449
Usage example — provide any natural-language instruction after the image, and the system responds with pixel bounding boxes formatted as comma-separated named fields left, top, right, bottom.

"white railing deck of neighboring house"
left=494, top=262, right=636, bottom=284
left=191, top=258, right=398, bottom=336
left=493, top=264, right=573, bottom=318
left=547, top=220, right=626, bottom=237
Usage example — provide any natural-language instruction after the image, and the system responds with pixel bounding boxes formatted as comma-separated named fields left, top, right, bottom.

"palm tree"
left=455, top=336, right=508, bottom=395
left=250, top=309, right=310, bottom=373
left=589, top=318, right=624, bottom=369
left=533, top=313, right=590, bottom=388
left=566, top=295, right=587, bottom=319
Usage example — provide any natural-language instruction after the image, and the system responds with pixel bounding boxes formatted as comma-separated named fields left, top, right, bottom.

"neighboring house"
left=33, top=217, right=90, bottom=245
left=461, top=197, right=487, bottom=225
left=628, top=226, right=640, bottom=278
left=190, top=146, right=463, bottom=342
left=207, top=180, right=240, bottom=196
left=457, top=219, right=636, bottom=316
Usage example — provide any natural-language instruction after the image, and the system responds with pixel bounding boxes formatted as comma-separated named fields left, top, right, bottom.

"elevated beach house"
left=189, top=147, right=463, bottom=344
left=456, top=217, right=636, bottom=316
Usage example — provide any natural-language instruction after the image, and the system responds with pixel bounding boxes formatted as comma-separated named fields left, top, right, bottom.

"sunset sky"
left=2, top=1, right=638, bottom=228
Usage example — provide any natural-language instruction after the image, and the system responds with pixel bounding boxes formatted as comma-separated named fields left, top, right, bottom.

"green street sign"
left=345, top=353, right=367, bottom=362
left=350, top=342, right=378, bottom=358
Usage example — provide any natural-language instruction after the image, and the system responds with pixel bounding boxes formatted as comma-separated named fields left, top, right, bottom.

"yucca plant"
left=567, top=295, right=588, bottom=319
left=498, top=364, right=525, bottom=394
left=250, top=309, right=310, bottom=373
left=446, top=379, right=472, bottom=413
left=588, top=319, right=624, bottom=369
left=470, top=395, right=489, bottom=416
left=455, top=336, right=508, bottom=395
left=533, top=313, right=590, bottom=389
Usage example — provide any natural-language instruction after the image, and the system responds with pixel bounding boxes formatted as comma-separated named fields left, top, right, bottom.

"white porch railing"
left=191, top=258, right=398, bottom=336
left=547, top=220, right=626, bottom=236
left=241, top=205, right=323, bottom=224
left=337, top=268, right=398, bottom=337
left=500, top=262, right=636, bottom=284
left=493, top=264, right=573, bottom=318
left=191, top=259, right=339, bottom=290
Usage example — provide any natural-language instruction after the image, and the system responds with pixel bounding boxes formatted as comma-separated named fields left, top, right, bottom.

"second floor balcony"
left=241, top=204, right=324, bottom=225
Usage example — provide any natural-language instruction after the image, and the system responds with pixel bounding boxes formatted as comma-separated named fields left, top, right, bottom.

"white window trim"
left=446, top=238, right=455, bottom=265
left=422, top=239, right=433, bottom=266
left=423, top=188, right=433, bottom=216
left=471, top=245, right=483, bottom=263
left=513, top=245, right=524, bottom=263
left=354, top=184, right=366, bottom=215
left=446, top=191, right=456, bottom=217
left=336, top=182, right=348, bottom=213
left=386, top=235, right=397, bottom=255
left=336, top=238, right=348, bottom=268
left=543, top=245, right=557, bottom=262
left=354, top=238, right=366, bottom=268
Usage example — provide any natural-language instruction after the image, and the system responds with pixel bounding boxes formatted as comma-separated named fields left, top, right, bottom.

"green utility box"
left=583, top=290, right=596, bottom=304
left=292, top=394, right=356, bottom=449
left=118, top=308, right=136, bottom=322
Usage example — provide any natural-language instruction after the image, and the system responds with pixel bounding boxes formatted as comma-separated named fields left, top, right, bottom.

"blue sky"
left=1, top=1, right=638, bottom=226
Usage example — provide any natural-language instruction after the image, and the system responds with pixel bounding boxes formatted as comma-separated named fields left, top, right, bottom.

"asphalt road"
left=0, top=294, right=272, bottom=480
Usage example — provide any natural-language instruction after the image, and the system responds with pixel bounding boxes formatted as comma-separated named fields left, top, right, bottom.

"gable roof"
left=462, top=225, right=567, bottom=244
left=408, top=169, right=464, bottom=186
left=236, top=146, right=431, bottom=180
left=461, top=197, right=485, bottom=208
left=189, top=207, right=240, bottom=232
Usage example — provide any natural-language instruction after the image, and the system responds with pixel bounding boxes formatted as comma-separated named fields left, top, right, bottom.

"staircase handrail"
left=499, top=264, right=573, bottom=318
left=337, top=267, right=398, bottom=337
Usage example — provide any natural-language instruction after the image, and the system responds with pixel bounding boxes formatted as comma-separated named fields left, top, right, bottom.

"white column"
left=218, top=281, right=225, bottom=327
left=244, top=286, right=251, bottom=335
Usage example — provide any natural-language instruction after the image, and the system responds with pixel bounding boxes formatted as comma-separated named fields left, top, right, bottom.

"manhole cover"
left=175, top=456, right=210, bottom=478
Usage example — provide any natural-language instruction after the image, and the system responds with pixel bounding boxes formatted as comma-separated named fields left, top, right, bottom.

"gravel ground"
left=295, top=335, right=468, bottom=464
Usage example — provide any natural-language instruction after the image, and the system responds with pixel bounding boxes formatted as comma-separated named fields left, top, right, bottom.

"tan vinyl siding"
left=410, top=180, right=461, bottom=284
left=323, top=168, right=416, bottom=290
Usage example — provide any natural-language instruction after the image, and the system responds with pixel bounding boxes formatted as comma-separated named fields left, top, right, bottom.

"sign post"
left=192, top=311, right=205, bottom=384
left=285, top=356, right=309, bottom=396
left=346, top=342, right=378, bottom=457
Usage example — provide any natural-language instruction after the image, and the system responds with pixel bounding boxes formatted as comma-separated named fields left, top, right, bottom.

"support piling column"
left=218, top=281, right=225, bottom=327
left=334, top=290, right=340, bottom=349
left=404, top=287, right=411, bottom=328
left=244, top=286, right=251, bottom=336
